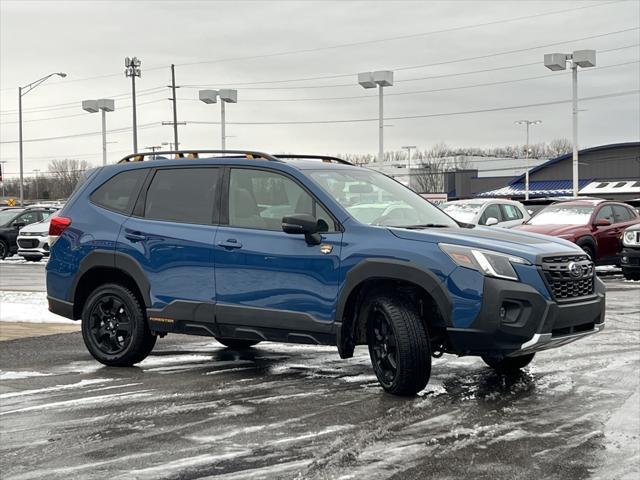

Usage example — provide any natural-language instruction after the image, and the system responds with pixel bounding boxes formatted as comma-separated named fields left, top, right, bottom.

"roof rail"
left=273, top=154, right=354, bottom=166
left=118, top=149, right=280, bottom=164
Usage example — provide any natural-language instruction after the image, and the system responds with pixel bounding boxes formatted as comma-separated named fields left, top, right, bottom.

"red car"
left=513, top=199, right=640, bottom=264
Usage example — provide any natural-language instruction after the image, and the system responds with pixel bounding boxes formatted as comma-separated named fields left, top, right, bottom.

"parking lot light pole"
left=82, top=99, right=115, bottom=165
left=199, top=89, right=238, bottom=150
left=18, top=72, right=67, bottom=206
left=544, top=50, right=596, bottom=197
left=358, top=71, right=394, bottom=163
left=402, top=145, right=416, bottom=169
left=514, top=120, right=542, bottom=201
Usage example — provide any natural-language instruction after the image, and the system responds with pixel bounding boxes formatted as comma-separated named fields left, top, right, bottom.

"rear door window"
left=91, top=169, right=147, bottom=214
left=612, top=205, right=634, bottom=223
left=144, top=168, right=220, bottom=225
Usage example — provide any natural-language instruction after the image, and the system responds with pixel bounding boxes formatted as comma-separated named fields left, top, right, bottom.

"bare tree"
left=47, top=159, right=91, bottom=198
left=548, top=138, right=573, bottom=157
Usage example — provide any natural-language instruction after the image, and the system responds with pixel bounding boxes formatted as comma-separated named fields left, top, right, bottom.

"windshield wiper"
left=398, top=223, right=451, bottom=229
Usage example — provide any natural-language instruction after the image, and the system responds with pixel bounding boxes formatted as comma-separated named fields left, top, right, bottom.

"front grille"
left=541, top=254, right=594, bottom=300
left=18, top=239, right=39, bottom=249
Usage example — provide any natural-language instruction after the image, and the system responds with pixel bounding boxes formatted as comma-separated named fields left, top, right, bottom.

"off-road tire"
left=364, top=294, right=431, bottom=396
left=215, top=338, right=261, bottom=349
left=623, top=271, right=640, bottom=281
left=482, top=353, right=535, bottom=373
left=81, top=283, right=156, bottom=366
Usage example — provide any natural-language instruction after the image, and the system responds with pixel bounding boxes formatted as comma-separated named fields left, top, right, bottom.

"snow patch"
left=0, top=291, right=76, bottom=324
left=0, top=370, right=54, bottom=380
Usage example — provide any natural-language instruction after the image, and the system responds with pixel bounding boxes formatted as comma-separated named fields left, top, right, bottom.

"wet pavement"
left=1, top=276, right=638, bottom=480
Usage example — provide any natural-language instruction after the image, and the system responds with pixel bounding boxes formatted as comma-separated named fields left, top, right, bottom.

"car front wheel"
left=364, top=294, right=431, bottom=396
left=81, top=283, right=156, bottom=366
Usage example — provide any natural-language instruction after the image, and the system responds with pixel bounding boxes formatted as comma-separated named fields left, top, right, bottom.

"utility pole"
left=170, top=64, right=179, bottom=150
left=402, top=145, right=416, bottom=169
left=125, top=57, right=142, bottom=153
left=33, top=169, right=40, bottom=200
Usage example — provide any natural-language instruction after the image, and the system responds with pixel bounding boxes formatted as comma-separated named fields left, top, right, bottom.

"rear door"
left=118, top=166, right=221, bottom=324
left=213, top=166, right=343, bottom=343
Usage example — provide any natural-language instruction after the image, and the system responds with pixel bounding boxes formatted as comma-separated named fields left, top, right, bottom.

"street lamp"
left=18, top=72, right=67, bottom=206
left=514, top=120, right=542, bottom=201
left=544, top=49, right=596, bottom=197
left=199, top=89, right=237, bottom=150
left=358, top=70, right=393, bottom=163
left=402, top=145, right=416, bottom=169
left=82, top=99, right=115, bottom=165
left=124, top=56, right=142, bottom=153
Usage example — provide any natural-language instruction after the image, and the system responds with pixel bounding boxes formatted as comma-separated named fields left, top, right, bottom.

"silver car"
left=442, top=198, right=530, bottom=228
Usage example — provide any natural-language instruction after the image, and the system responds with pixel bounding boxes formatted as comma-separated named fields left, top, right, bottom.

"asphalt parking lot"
left=0, top=263, right=638, bottom=480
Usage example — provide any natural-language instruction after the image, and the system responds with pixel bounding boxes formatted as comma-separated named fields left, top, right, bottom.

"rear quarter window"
left=90, top=169, right=147, bottom=214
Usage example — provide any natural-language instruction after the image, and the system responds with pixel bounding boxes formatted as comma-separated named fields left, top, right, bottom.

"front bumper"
left=17, top=236, right=49, bottom=259
left=620, top=247, right=640, bottom=272
left=446, top=275, right=605, bottom=357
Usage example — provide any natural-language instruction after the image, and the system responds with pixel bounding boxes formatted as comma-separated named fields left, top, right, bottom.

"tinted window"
left=501, top=204, right=523, bottom=221
left=480, top=204, right=503, bottom=224
left=595, top=205, right=615, bottom=223
left=91, top=169, right=147, bottom=214
left=229, top=168, right=335, bottom=232
left=144, top=168, right=219, bottom=224
left=612, top=205, right=634, bottom=222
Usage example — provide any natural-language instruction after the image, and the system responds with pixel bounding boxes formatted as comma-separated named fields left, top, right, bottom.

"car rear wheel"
left=81, top=283, right=156, bottom=366
left=214, top=338, right=261, bottom=349
left=0, top=240, right=8, bottom=260
left=482, top=353, right=535, bottom=373
left=364, top=294, right=431, bottom=396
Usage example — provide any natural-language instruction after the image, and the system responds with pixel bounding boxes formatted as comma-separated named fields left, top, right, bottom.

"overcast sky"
left=1, top=0, right=638, bottom=175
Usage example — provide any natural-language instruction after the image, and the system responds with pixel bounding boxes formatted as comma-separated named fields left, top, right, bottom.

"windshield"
left=442, top=202, right=484, bottom=223
left=309, top=169, right=458, bottom=228
left=527, top=204, right=594, bottom=225
left=0, top=209, right=23, bottom=226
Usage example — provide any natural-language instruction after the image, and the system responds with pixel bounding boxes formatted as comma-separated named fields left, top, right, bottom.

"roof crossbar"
left=273, top=154, right=354, bottom=165
left=118, top=149, right=280, bottom=164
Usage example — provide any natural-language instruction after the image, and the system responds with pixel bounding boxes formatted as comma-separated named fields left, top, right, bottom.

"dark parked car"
left=620, top=224, right=640, bottom=280
left=0, top=207, right=56, bottom=259
left=47, top=150, right=605, bottom=396
left=513, top=199, right=640, bottom=264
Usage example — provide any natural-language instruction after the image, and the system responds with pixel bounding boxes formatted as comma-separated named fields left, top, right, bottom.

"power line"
left=0, top=123, right=160, bottom=144
left=181, top=90, right=640, bottom=125
left=182, top=29, right=639, bottom=90
left=177, top=59, right=638, bottom=103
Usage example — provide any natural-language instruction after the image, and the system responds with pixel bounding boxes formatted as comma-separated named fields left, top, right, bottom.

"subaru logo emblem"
left=568, top=262, right=582, bottom=278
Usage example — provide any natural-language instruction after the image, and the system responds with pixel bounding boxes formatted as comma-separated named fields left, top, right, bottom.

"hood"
left=19, top=219, right=51, bottom=234
left=512, top=223, right=583, bottom=236
left=389, top=225, right=582, bottom=264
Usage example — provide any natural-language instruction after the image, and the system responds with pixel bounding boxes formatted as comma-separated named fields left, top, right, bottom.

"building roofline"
left=510, top=141, right=640, bottom=185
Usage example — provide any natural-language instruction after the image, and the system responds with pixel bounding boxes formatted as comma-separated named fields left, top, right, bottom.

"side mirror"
left=282, top=214, right=322, bottom=245
left=594, top=219, right=611, bottom=227
left=13, top=222, right=26, bottom=230
left=485, top=217, right=499, bottom=227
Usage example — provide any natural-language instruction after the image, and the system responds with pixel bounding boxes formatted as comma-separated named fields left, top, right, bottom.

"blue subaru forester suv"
left=47, top=150, right=605, bottom=395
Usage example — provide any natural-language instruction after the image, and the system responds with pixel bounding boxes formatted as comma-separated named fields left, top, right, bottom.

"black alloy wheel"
left=88, top=295, right=133, bottom=355
left=368, top=308, right=399, bottom=388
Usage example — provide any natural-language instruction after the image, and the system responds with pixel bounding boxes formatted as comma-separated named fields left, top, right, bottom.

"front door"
left=214, top=167, right=343, bottom=343
left=117, top=166, right=221, bottom=328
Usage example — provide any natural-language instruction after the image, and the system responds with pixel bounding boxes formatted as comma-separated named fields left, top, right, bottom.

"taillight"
left=49, top=216, right=71, bottom=246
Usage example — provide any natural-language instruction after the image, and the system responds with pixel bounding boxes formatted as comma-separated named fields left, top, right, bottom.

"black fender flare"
left=335, top=259, right=452, bottom=357
left=71, top=249, right=151, bottom=307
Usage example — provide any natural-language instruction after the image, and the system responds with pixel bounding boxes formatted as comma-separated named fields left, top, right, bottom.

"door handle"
left=125, top=232, right=147, bottom=243
left=217, top=239, right=243, bottom=249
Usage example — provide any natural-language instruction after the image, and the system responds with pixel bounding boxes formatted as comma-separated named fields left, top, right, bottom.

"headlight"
left=624, top=230, right=636, bottom=246
left=439, top=243, right=531, bottom=281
